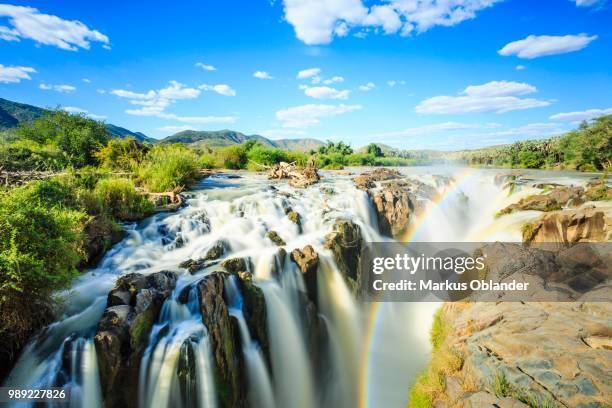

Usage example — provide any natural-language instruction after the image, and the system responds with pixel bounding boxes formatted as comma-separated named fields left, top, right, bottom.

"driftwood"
left=268, top=161, right=320, bottom=188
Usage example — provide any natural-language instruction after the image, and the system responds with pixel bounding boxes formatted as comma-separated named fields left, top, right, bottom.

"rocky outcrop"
left=352, top=168, right=402, bottom=190
left=179, top=240, right=228, bottom=273
left=499, top=186, right=586, bottom=215
left=269, top=162, right=320, bottom=188
left=94, top=271, right=177, bottom=408
left=82, top=215, right=125, bottom=267
left=523, top=206, right=612, bottom=247
left=220, top=257, right=251, bottom=274
left=371, top=183, right=416, bottom=237
left=266, top=230, right=286, bottom=246
left=290, top=245, right=319, bottom=304
left=434, top=301, right=612, bottom=408
left=585, top=178, right=612, bottom=201
left=325, top=219, right=364, bottom=294
left=197, top=272, right=246, bottom=408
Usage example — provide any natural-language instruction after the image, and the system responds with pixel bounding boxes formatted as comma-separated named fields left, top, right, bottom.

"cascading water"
left=4, top=167, right=595, bottom=408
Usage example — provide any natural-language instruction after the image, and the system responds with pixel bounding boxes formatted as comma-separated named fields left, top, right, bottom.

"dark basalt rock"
left=220, top=257, right=251, bottom=274
left=94, top=271, right=177, bottom=408
left=371, top=182, right=416, bottom=238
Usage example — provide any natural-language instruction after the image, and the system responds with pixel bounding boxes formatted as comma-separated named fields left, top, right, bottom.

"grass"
left=137, top=144, right=201, bottom=192
left=408, top=307, right=464, bottom=408
left=492, top=370, right=559, bottom=408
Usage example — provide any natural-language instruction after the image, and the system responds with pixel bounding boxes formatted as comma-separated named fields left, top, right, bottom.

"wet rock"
left=325, top=219, right=363, bottom=293
left=204, top=240, right=228, bottom=261
left=290, top=245, right=319, bottom=304
left=499, top=194, right=561, bottom=215
left=81, top=215, right=125, bottom=267
left=220, top=257, right=251, bottom=274
left=266, top=230, right=286, bottom=246
left=371, top=182, right=416, bottom=238
left=523, top=206, right=612, bottom=247
left=94, top=271, right=177, bottom=408
left=234, top=274, right=270, bottom=366
left=287, top=210, right=302, bottom=231
left=179, top=240, right=228, bottom=273
left=197, top=272, right=247, bottom=408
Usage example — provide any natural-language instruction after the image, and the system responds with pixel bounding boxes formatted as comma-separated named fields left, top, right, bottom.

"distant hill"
left=0, top=97, right=153, bottom=143
left=160, top=129, right=325, bottom=151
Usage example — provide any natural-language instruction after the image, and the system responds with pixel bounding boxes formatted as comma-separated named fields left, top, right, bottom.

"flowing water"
left=3, top=167, right=598, bottom=408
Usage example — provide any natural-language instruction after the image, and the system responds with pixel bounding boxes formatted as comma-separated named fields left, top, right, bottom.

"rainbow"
left=357, top=167, right=475, bottom=408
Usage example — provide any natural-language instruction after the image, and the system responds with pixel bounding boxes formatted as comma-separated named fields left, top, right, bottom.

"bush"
left=138, top=144, right=201, bottom=192
left=0, top=140, right=68, bottom=171
left=15, top=111, right=109, bottom=168
left=93, top=178, right=154, bottom=221
left=216, top=145, right=248, bottom=169
left=95, top=137, right=148, bottom=171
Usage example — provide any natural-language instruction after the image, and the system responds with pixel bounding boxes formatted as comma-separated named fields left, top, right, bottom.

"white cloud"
left=158, top=113, right=237, bottom=124
left=322, top=76, right=344, bottom=84
left=0, top=4, right=109, bottom=51
left=515, top=65, right=526, bottom=71
left=281, top=0, right=500, bottom=45
left=549, top=108, right=612, bottom=122
left=62, top=106, right=106, bottom=120
left=416, top=80, right=551, bottom=114
left=301, top=85, right=350, bottom=100
left=195, top=62, right=216, bottom=71
left=498, top=34, right=597, bottom=59
left=0, top=64, right=35, bottom=83
left=111, top=80, right=202, bottom=117
left=82, top=78, right=91, bottom=83
left=482, top=122, right=567, bottom=139
left=40, top=83, right=76, bottom=93
left=572, top=0, right=605, bottom=6
left=158, top=125, right=196, bottom=133
left=373, top=122, right=500, bottom=138
left=276, top=103, right=362, bottom=128
left=387, top=80, right=405, bottom=87
left=253, top=70, right=274, bottom=79
left=358, top=82, right=375, bottom=91
left=199, top=83, right=236, bottom=96
left=297, top=67, right=321, bottom=79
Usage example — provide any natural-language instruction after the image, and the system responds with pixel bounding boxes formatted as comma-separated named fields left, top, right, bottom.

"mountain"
left=160, top=129, right=325, bottom=151
left=0, top=97, right=153, bottom=143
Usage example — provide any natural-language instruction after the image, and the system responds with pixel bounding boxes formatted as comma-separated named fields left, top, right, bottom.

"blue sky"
left=1, top=0, right=611, bottom=150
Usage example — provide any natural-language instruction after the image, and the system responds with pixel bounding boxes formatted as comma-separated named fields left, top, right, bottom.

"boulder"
left=220, top=257, right=251, bottom=274
left=371, top=182, right=416, bottom=238
left=499, top=185, right=589, bottom=216
left=94, top=271, right=177, bottom=408
left=290, top=245, right=319, bottom=304
left=523, top=206, right=612, bottom=247
left=179, top=240, right=228, bottom=273
left=585, top=178, right=612, bottom=201
left=324, top=219, right=363, bottom=293
left=352, top=168, right=402, bottom=190
left=81, top=215, right=125, bottom=267
left=266, top=230, right=286, bottom=246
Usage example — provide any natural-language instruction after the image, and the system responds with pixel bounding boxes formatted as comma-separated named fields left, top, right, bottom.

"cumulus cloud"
left=62, top=106, right=106, bottom=120
left=276, top=103, right=362, bottom=128
left=387, top=80, right=405, bottom=87
left=199, top=83, right=236, bottom=96
left=0, top=64, right=35, bottom=83
left=158, top=114, right=237, bottom=124
left=300, top=85, right=350, bottom=100
left=572, top=0, right=605, bottom=6
left=0, top=4, right=109, bottom=51
left=515, top=65, right=526, bottom=71
left=549, top=108, right=612, bottom=122
left=481, top=122, right=567, bottom=140
left=253, top=71, right=274, bottom=79
left=416, top=80, right=551, bottom=114
left=281, top=0, right=500, bottom=45
left=82, top=78, right=91, bottom=83
left=40, top=83, right=76, bottom=93
left=322, top=76, right=344, bottom=84
left=498, top=34, right=597, bottom=59
left=297, top=67, right=321, bottom=79
left=195, top=62, right=216, bottom=71
left=111, top=80, right=211, bottom=119
left=358, top=82, right=375, bottom=91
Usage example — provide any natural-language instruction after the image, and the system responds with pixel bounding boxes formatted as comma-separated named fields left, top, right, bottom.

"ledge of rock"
left=94, top=271, right=177, bottom=408
left=269, top=162, right=320, bottom=188
left=290, top=245, right=319, bottom=304
left=324, top=219, right=364, bottom=294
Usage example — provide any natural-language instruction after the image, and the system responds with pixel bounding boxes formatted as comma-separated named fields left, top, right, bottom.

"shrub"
left=93, top=178, right=154, bottom=221
left=216, top=145, right=248, bottom=169
left=0, top=140, right=68, bottom=171
left=138, top=144, right=201, bottom=192
left=95, top=137, right=148, bottom=171
left=15, top=110, right=109, bottom=168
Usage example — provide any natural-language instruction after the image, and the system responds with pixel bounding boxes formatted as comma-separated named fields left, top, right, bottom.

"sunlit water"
left=4, top=166, right=598, bottom=408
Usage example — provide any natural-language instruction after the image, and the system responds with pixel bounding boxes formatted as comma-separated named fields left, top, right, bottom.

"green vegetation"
left=408, top=307, right=464, bottom=408
left=95, top=137, right=148, bottom=171
left=492, top=370, right=558, bottom=408
left=137, top=144, right=201, bottom=192
left=463, top=115, right=612, bottom=171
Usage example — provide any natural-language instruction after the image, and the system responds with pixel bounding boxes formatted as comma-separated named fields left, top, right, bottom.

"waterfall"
left=4, top=168, right=584, bottom=408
